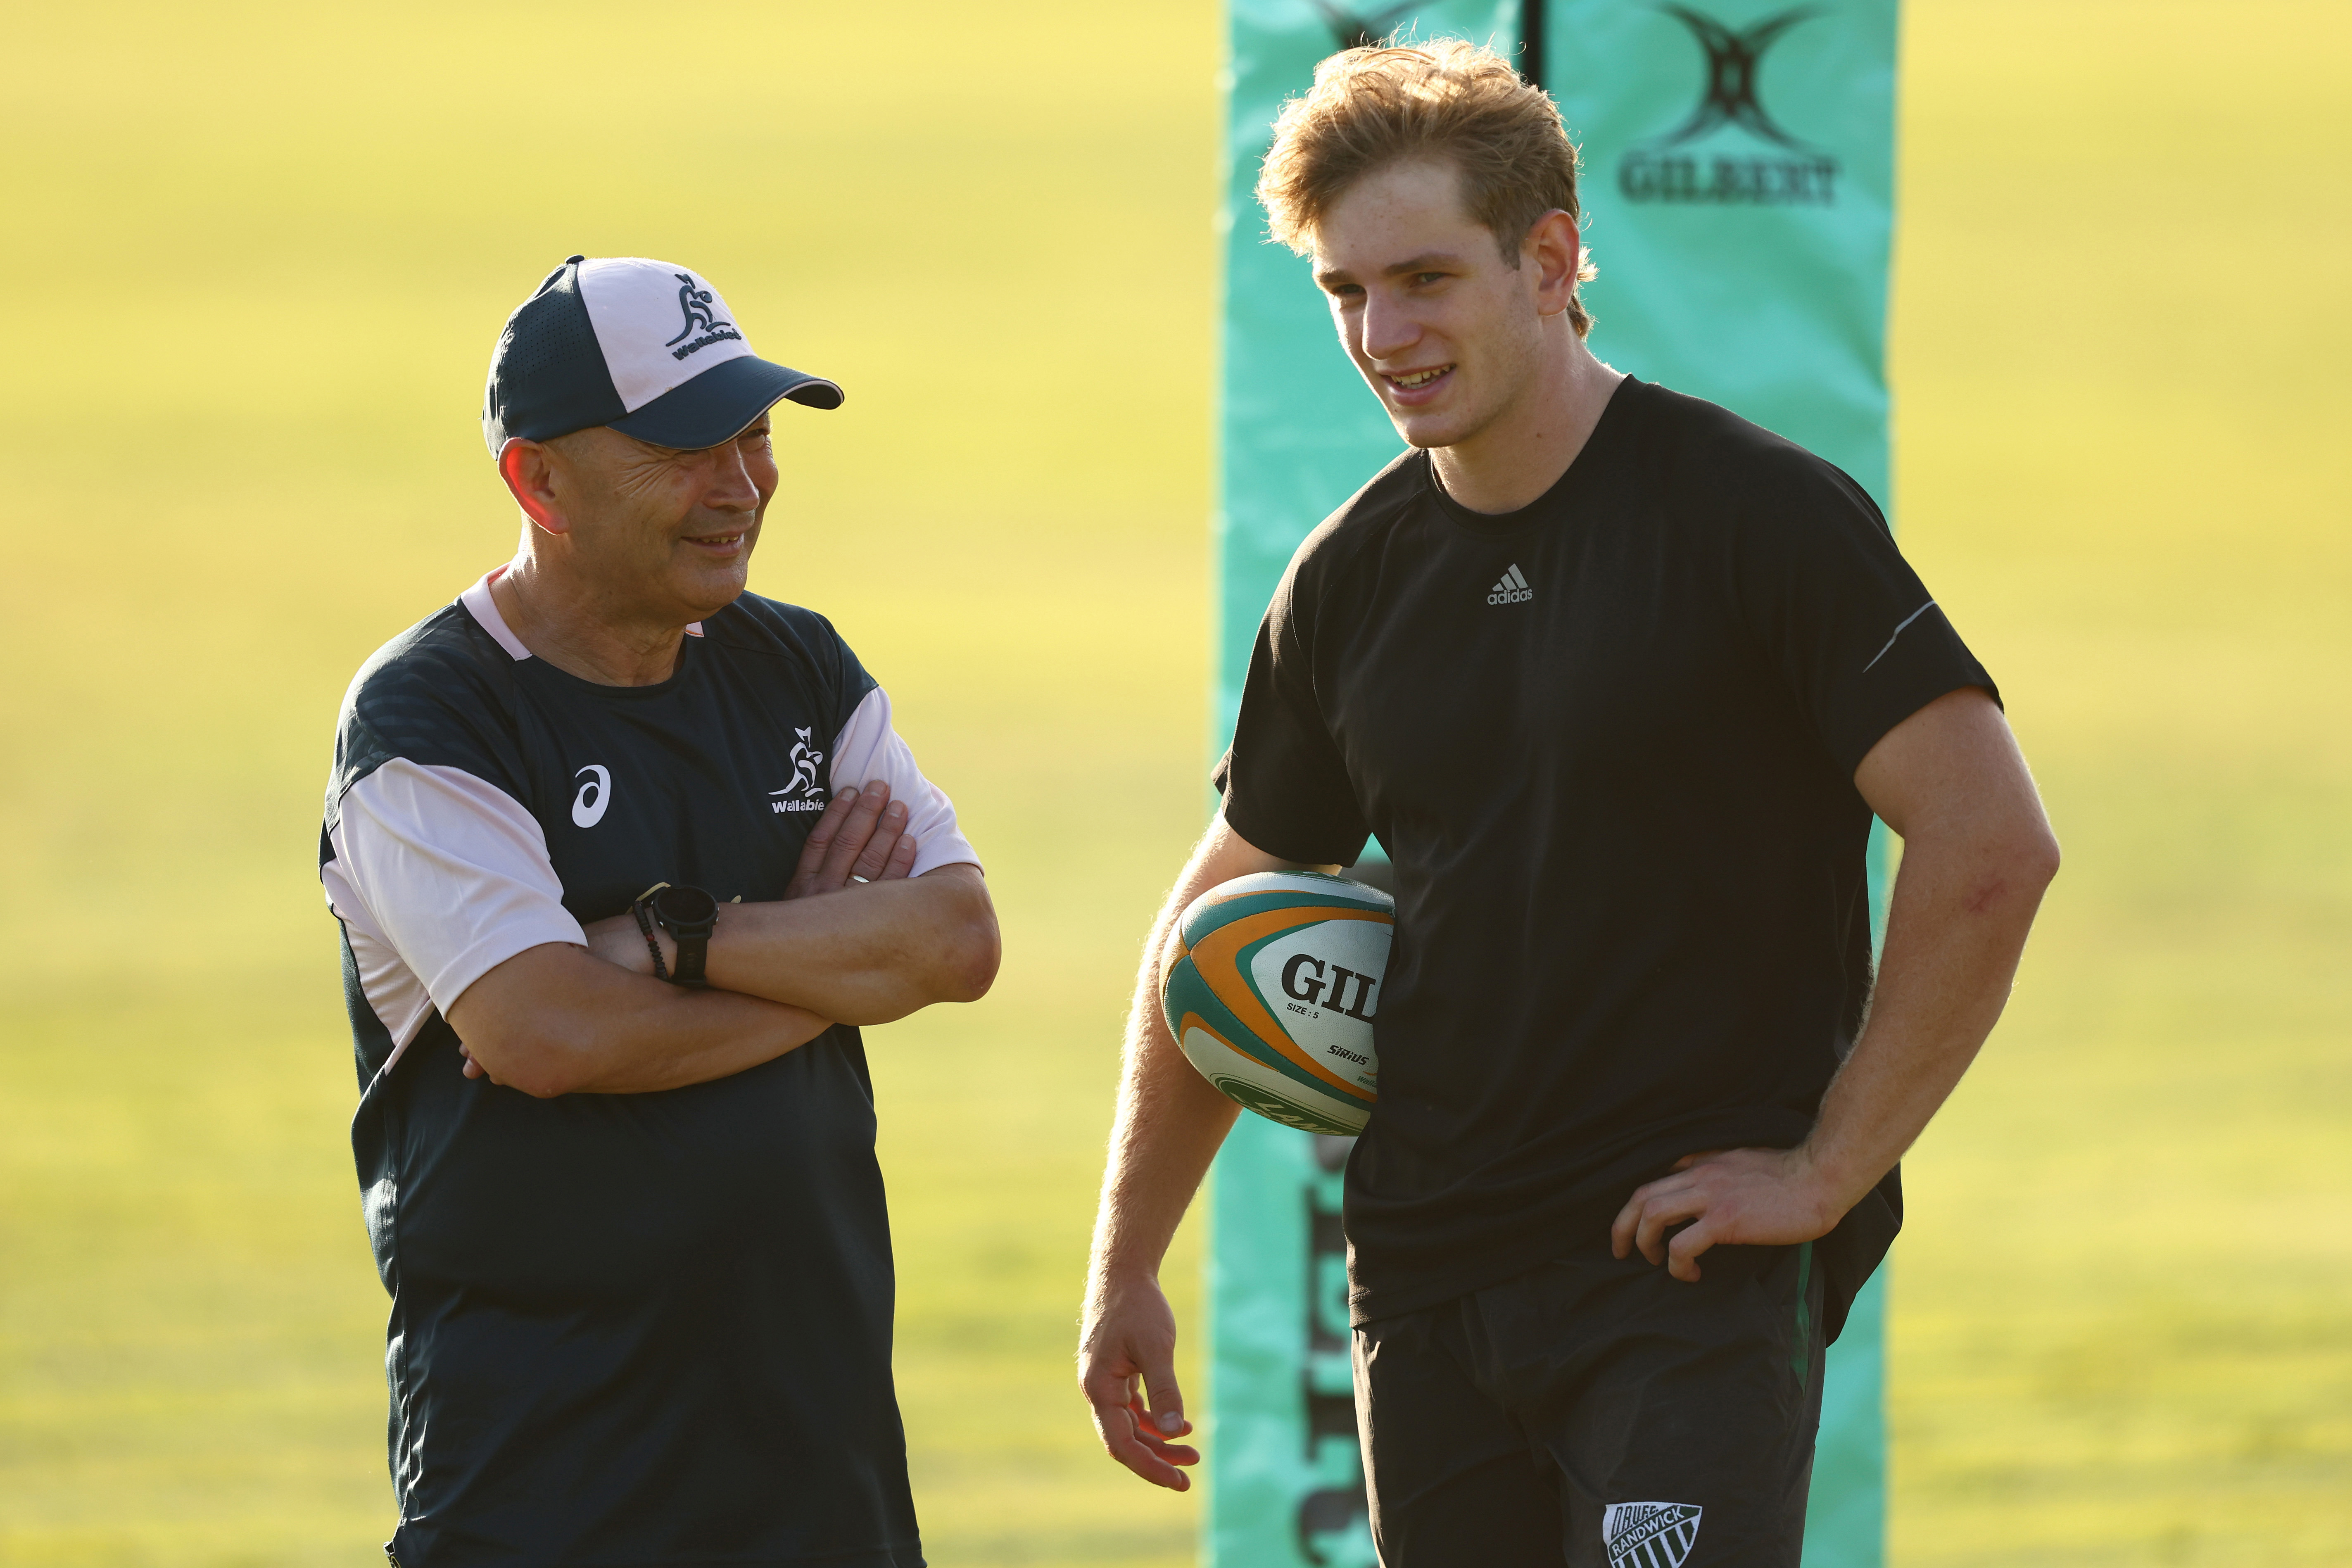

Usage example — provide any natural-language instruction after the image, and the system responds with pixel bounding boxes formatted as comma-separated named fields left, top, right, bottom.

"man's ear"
left=498, top=439, right=570, bottom=536
left=1525, top=210, right=1582, bottom=318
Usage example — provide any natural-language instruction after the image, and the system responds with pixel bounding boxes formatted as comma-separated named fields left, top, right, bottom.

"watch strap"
left=670, top=926, right=710, bottom=988
left=629, top=889, right=671, bottom=983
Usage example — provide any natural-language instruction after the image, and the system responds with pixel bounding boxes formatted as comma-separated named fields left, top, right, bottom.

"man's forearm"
left=451, top=944, right=833, bottom=1098
left=1089, top=923, right=1243, bottom=1294
left=1800, top=822, right=2059, bottom=1207
left=1079, top=817, right=1325, bottom=1488
left=1086, top=820, right=1319, bottom=1292
left=565, top=988, right=831, bottom=1095
left=698, top=865, right=998, bottom=1023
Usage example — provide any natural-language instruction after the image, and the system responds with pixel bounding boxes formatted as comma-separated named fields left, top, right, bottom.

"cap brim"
left=608, top=355, right=844, bottom=449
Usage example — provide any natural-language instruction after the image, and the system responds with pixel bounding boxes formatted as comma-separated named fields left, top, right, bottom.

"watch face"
left=654, top=884, right=718, bottom=928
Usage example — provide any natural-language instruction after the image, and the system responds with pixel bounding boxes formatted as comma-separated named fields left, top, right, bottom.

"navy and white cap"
left=482, top=255, right=843, bottom=456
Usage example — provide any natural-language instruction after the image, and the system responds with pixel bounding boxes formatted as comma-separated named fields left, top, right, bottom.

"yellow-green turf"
left=0, top=2, right=2343, bottom=1563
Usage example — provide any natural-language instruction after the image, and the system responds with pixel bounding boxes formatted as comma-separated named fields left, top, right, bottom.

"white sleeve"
left=830, top=687, right=981, bottom=877
left=325, top=759, right=588, bottom=1018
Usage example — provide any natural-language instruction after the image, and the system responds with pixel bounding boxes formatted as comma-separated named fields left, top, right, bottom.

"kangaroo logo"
left=787, top=728, right=823, bottom=796
left=1651, top=6, right=1822, bottom=150
left=663, top=273, right=732, bottom=347
left=768, top=728, right=827, bottom=815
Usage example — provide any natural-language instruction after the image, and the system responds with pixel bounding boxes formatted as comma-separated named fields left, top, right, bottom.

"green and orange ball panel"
left=1162, top=870, right=1393, bottom=1137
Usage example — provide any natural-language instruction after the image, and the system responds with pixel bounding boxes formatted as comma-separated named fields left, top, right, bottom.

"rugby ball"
left=1162, top=871, right=1392, bottom=1136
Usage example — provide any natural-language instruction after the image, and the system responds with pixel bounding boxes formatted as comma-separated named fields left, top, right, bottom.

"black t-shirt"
left=321, top=584, right=954, bottom=1566
left=1215, top=378, right=1994, bottom=1328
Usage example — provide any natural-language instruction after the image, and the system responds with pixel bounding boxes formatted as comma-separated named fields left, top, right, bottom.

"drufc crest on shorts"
left=1604, top=1501, right=1704, bottom=1568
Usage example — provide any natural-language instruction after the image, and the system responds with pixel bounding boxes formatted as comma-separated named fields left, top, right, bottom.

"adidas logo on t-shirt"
left=1487, top=564, right=1532, bottom=605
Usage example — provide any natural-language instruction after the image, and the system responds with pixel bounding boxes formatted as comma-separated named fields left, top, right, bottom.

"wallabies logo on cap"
left=664, top=272, right=744, bottom=360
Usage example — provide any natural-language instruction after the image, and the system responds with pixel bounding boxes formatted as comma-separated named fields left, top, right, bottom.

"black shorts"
left=1352, top=1241, right=1827, bottom=1568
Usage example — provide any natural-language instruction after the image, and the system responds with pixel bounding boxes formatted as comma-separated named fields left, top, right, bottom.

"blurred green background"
left=0, top=1, right=2344, bottom=1563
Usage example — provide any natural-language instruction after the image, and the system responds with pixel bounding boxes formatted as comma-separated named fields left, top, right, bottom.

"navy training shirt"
left=321, top=572, right=965, bottom=1567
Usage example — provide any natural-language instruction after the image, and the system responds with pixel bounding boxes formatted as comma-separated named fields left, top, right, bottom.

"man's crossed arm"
left=447, top=780, right=999, bottom=1099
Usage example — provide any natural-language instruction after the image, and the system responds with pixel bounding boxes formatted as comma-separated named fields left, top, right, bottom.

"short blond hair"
left=1257, top=38, right=1596, bottom=337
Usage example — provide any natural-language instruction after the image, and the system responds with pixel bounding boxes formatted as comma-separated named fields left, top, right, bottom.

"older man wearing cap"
left=319, top=255, right=997, bottom=1567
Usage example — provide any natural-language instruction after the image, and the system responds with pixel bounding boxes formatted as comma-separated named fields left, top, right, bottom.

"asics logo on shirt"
left=572, top=765, right=612, bottom=828
left=1487, top=564, right=1533, bottom=605
left=769, top=728, right=829, bottom=814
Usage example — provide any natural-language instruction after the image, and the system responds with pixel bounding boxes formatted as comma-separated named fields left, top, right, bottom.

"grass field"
left=0, top=2, right=2345, bottom=1563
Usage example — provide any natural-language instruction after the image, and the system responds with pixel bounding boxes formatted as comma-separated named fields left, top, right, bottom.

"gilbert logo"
left=1278, top=953, right=1378, bottom=1024
left=1620, top=6, right=1839, bottom=206
left=664, top=273, right=744, bottom=362
left=768, top=728, right=828, bottom=814
left=1604, top=1501, right=1703, bottom=1568
left=572, top=765, right=612, bottom=828
left=1487, top=564, right=1533, bottom=605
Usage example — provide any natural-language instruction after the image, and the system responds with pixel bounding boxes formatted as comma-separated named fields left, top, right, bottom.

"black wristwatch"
left=644, top=884, right=718, bottom=988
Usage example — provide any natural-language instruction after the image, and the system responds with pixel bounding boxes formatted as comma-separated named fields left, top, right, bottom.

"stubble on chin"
left=1391, top=399, right=1487, bottom=454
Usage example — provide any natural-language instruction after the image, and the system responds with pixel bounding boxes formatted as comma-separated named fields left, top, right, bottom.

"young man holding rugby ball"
left=1080, top=40, right=2056, bottom=1568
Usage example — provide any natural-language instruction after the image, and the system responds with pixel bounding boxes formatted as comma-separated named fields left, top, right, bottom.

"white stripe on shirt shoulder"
left=830, top=687, right=981, bottom=878
left=326, top=759, right=585, bottom=1068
